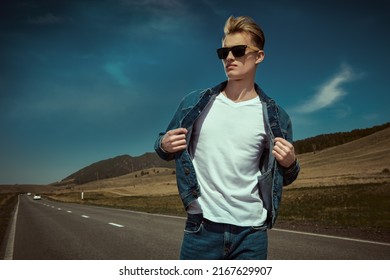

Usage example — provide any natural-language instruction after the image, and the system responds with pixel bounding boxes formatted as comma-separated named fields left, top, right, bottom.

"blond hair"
left=223, top=16, right=265, bottom=50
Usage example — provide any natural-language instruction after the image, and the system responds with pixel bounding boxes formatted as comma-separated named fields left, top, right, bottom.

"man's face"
left=221, top=32, right=263, bottom=81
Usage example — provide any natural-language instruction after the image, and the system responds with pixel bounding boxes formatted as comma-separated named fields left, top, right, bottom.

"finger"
left=273, top=150, right=292, bottom=168
left=163, top=128, right=187, bottom=144
left=275, top=139, right=294, bottom=154
left=167, top=135, right=187, bottom=151
left=171, top=144, right=187, bottom=152
left=273, top=149, right=290, bottom=164
left=171, top=138, right=187, bottom=147
left=272, top=150, right=283, bottom=161
left=274, top=137, right=293, bottom=148
left=274, top=137, right=284, bottom=143
left=168, top=127, right=188, bottom=136
left=273, top=142, right=294, bottom=157
left=162, top=129, right=188, bottom=153
left=273, top=142, right=290, bottom=156
left=168, top=134, right=187, bottom=143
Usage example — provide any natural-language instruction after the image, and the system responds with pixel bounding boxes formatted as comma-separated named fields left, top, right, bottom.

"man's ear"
left=255, top=51, right=265, bottom=64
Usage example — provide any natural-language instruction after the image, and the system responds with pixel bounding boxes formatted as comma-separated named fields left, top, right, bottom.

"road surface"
left=4, top=195, right=390, bottom=260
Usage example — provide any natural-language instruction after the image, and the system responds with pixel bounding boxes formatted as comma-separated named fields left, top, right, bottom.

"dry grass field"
left=52, top=168, right=179, bottom=197
left=290, top=127, right=390, bottom=188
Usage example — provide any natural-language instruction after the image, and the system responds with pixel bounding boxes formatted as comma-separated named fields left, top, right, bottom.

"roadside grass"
left=0, top=193, right=19, bottom=256
left=47, top=183, right=390, bottom=239
left=47, top=192, right=186, bottom=217
left=278, top=183, right=390, bottom=231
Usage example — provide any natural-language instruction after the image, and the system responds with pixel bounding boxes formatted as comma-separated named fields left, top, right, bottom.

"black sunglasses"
left=216, top=45, right=260, bottom=59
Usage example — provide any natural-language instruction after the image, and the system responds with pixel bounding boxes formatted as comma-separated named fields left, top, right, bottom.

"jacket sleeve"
left=154, top=97, right=186, bottom=162
left=283, top=158, right=300, bottom=185
left=154, top=132, right=174, bottom=161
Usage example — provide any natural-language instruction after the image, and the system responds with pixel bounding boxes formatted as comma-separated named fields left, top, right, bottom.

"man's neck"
left=223, top=78, right=257, bottom=102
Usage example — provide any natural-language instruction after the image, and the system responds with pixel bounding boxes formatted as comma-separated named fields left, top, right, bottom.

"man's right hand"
left=161, top=128, right=188, bottom=153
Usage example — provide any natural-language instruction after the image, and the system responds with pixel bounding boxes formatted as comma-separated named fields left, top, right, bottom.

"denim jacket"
left=154, top=81, right=300, bottom=228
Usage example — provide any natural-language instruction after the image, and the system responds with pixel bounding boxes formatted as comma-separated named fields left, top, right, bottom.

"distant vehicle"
left=33, top=194, right=41, bottom=200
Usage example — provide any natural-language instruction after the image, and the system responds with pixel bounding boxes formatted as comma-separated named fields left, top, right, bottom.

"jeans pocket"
left=184, top=214, right=203, bottom=234
left=251, top=225, right=268, bottom=232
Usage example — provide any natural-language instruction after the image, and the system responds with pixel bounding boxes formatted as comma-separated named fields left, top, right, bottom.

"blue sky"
left=1, top=0, right=389, bottom=184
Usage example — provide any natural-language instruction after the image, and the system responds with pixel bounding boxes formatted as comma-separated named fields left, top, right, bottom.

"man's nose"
left=225, top=50, right=235, bottom=60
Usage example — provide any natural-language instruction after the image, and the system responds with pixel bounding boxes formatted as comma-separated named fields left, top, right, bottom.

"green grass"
left=278, top=183, right=390, bottom=230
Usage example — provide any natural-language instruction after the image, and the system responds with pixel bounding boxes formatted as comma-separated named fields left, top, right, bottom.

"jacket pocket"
left=257, top=169, right=273, bottom=216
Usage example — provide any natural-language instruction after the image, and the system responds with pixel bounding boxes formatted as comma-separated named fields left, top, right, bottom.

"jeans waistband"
left=187, top=213, right=266, bottom=234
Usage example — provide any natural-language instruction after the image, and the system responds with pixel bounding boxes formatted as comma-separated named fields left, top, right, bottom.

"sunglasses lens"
left=217, top=48, right=229, bottom=59
left=216, top=45, right=247, bottom=59
left=231, top=45, right=247, bottom=57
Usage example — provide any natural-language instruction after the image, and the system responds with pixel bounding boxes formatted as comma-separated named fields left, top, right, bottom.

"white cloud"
left=104, top=62, right=131, bottom=87
left=295, top=64, right=361, bottom=114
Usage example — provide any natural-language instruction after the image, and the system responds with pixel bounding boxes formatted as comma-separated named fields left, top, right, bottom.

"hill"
left=290, top=127, right=390, bottom=187
left=293, top=122, right=390, bottom=154
left=59, top=153, right=174, bottom=185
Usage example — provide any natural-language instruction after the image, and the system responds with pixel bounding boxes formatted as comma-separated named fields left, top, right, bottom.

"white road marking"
left=57, top=208, right=61, bottom=211
left=67, top=211, right=72, bottom=213
left=81, top=215, right=90, bottom=219
left=108, top=222, right=124, bottom=228
left=273, top=228, right=390, bottom=246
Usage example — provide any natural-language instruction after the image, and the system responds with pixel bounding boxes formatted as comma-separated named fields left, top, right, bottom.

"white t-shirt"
left=188, top=93, right=268, bottom=226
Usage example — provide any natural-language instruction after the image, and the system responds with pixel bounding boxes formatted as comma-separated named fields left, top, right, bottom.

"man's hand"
left=161, top=128, right=188, bottom=153
left=272, top=137, right=296, bottom=168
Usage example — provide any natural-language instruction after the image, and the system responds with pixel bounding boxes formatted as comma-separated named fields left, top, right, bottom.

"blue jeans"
left=180, top=213, right=268, bottom=260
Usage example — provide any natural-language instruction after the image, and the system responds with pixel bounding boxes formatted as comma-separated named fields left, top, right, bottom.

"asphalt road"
left=6, top=195, right=390, bottom=260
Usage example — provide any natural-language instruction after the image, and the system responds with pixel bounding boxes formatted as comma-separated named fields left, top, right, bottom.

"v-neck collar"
left=217, top=92, right=261, bottom=107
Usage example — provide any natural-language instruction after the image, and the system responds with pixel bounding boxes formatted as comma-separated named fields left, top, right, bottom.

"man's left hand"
left=272, top=137, right=296, bottom=168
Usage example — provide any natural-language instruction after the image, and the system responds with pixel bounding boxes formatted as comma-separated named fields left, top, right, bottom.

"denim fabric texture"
left=154, top=81, right=300, bottom=228
left=180, top=213, right=268, bottom=260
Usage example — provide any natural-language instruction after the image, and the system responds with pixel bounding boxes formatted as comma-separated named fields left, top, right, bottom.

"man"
left=154, top=16, right=300, bottom=260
